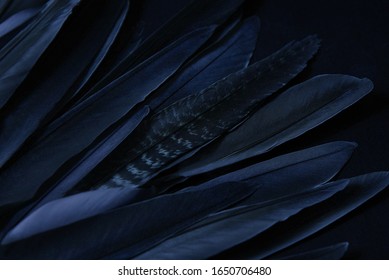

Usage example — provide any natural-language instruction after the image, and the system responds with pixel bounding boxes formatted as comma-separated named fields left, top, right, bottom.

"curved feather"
left=134, top=180, right=348, bottom=260
left=175, top=74, right=374, bottom=177
left=0, top=182, right=255, bottom=259
left=0, top=0, right=81, bottom=109
left=0, top=26, right=214, bottom=210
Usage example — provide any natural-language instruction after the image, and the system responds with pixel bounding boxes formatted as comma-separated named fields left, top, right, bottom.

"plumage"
left=0, top=107, right=150, bottom=239
left=0, top=182, right=255, bottom=259
left=73, top=36, right=319, bottom=192
left=174, top=74, right=373, bottom=178
left=89, top=0, right=246, bottom=93
left=194, top=141, right=356, bottom=203
left=0, top=26, right=214, bottom=210
left=0, top=1, right=387, bottom=260
left=1, top=140, right=353, bottom=245
left=0, top=0, right=129, bottom=167
left=0, top=8, right=39, bottom=38
left=0, top=0, right=80, bottom=109
left=148, top=16, right=259, bottom=111
left=217, top=172, right=389, bottom=260
left=134, top=180, right=348, bottom=259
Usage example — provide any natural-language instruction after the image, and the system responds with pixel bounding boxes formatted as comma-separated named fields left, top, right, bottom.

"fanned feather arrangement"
left=0, top=0, right=387, bottom=259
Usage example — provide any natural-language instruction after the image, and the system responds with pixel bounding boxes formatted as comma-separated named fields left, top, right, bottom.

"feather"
left=175, top=74, right=374, bottom=177
left=134, top=180, right=348, bottom=260
left=279, top=242, right=349, bottom=260
left=217, top=172, right=389, bottom=260
left=0, top=0, right=81, bottom=109
left=90, top=0, right=246, bottom=93
left=0, top=182, right=255, bottom=259
left=74, top=36, right=320, bottom=192
left=0, top=26, right=214, bottom=210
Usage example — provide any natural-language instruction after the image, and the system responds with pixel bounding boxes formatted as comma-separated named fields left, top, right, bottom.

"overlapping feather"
left=0, top=0, right=387, bottom=260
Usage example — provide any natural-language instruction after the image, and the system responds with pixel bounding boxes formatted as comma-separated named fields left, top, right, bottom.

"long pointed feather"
left=0, top=182, right=255, bottom=259
left=75, top=36, right=320, bottom=191
left=0, top=0, right=81, bottom=109
left=218, top=172, right=389, bottom=259
left=0, top=26, right=214, bottom=209
left=134, top=180, right=347, bottom=260
left=175, top=74, right=373, bottom=177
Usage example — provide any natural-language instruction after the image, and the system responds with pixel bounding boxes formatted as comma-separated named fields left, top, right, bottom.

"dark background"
left=140, top=0, right=389, bottom=259
left=247, top=0, right=389, bottom=259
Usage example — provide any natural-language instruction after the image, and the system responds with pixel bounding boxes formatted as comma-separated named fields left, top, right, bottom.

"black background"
left=140, top=0, right=389, bottom=259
